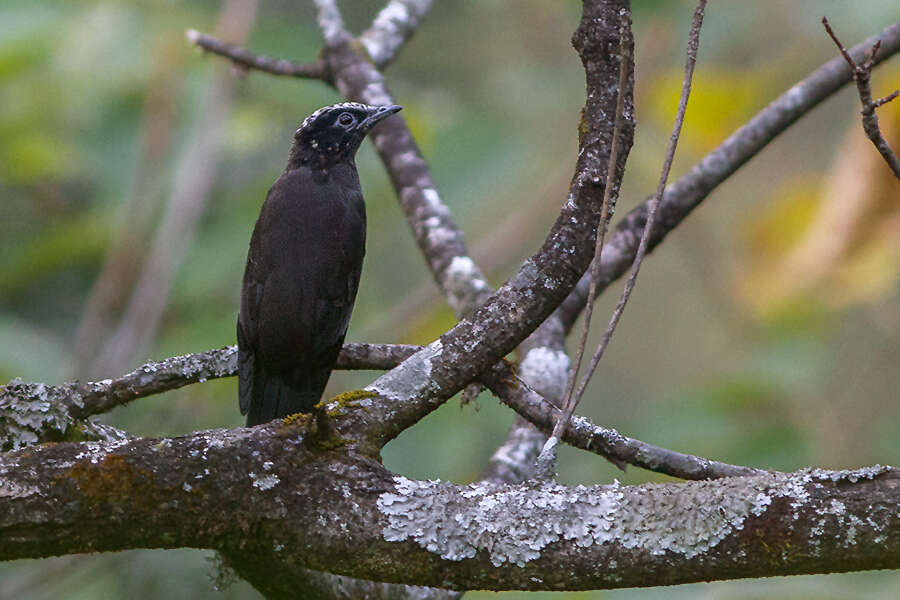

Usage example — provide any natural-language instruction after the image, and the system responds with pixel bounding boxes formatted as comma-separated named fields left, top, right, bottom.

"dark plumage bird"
left=238, top=102, right=402, bottom=426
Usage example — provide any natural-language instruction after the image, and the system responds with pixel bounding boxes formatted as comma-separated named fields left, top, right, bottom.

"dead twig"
left=823, top=16, right=900, bottom=180
left=537, top=0, right=707, bottom=475
left=186, top=29, right=326, bottom=79
left=543, top=25, right=631, bottom=473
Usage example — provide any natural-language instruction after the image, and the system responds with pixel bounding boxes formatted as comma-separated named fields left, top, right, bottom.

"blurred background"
left=1, top=0, right=899, bottom=598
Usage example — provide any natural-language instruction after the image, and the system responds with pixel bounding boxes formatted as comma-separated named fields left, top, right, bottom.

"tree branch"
left=314, top=0, right=352, bottom=47
left=479, top=360, right=761, bottom=480
left=186, top=29, right=326, bottom=79
left=360, top=0, right=435, bottom=69
left=324, top=43, right=495, bottom=317
left=822, top=17, right=900, bottom=180
left=343, top=0, right=634, bottom=444
left=543, top=0, right=707, bottom=474
left=557, top=22, right=900, bottom=333
left=548, top=19, right=633, bottom=477
left=4, top=340, right=757, bottom=480
left=1, top=431, right=896, bottom=591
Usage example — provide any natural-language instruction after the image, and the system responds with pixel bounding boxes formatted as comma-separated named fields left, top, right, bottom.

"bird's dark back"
left=238, top=163, right=366, bottom=425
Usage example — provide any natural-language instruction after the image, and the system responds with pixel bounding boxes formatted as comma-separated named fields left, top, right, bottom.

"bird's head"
left=288, top=102, right=402, bottom=170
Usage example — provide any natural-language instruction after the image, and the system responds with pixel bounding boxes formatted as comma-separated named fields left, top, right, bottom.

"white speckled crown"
left=296, top=102, right=373, bottom=133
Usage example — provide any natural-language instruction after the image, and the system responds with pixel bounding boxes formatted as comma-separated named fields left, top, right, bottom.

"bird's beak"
left=360, top=105, right=402, bottom=131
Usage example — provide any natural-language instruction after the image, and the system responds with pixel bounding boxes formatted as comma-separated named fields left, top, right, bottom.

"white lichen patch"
left=377, top=467, right=894, bottom=567
left=367, top=340, right=442, bottom=403
left=443, top=256, right=490, bottom=317
left=1, top=379, right=74, bottom=450
left=426, top=222, right=456, bottom=252
left=808, top=464, right=889, bottom=482
left=518, top=347, right=570, bottom=403
left=249, top=472, right=280, bottom=491
left=379, top=477, right=622, bottom=567
left=360, top=0, right=409, bottom=64
left=0, top=477, right=39, bottom=499
left=73, top=438, right=131, bottom=464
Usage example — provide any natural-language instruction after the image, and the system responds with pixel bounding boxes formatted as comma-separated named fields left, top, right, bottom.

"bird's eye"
left=337, top=112, right=355, bottom=127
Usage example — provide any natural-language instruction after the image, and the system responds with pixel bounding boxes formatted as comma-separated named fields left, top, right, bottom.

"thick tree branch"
left=823, top=17, right=900, bottom=180
left=558, top=22, right=900, bottom=333
left=1, top=432, right=896, bottom=592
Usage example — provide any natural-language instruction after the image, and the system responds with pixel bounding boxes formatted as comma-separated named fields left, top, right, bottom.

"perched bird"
left=238, top=102, right=402, bottom=426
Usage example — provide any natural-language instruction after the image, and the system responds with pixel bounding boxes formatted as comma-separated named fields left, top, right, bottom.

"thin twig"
left=543, top=27, right=631, bottom=466
left=557, top=23, right=900, bottom=336
left=873, top=89, right=899, bottom=108
left=186, top=29, right=326, bottom=79
left=573, top=0, right=706, bottom=406
left=538, top=1, right=707, bottom=474
left=478, top=361, right=763, bottom=480
left=823, top=16, right=900, bottom=180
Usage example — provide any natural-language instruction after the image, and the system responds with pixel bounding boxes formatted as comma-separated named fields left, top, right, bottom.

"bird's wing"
left=237, top=198, right=268, bottom=416
left=238, top=167, right=366, bottom=419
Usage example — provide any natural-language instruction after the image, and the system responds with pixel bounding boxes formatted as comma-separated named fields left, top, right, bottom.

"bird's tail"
left=245, top=368, right=330, bottom=426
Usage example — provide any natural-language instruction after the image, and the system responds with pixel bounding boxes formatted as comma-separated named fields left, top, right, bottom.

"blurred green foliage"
left=1, top=1, right=898, bottom=598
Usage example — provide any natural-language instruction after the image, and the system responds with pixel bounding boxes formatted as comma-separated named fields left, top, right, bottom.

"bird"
left=238, top=102, right=402, bottom=426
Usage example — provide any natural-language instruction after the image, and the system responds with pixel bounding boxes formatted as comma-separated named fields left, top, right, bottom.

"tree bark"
left=1, top=430, right=897, bottom=594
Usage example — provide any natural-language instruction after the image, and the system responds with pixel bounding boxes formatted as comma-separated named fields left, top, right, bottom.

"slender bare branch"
left=543, top=25, right=632, bottom=474
left=557, top=22, right=900, bottom=334
left=3, top=342, right=420, bottom=427
left=186, top=29, right=326, bottom=79
left=823, top=16, right=900, bottom=180
left=575, top=0, right=705, bottom=404
left=873, top=89, right=899, bottom=108
left=478, top=359, right=761, bottom=480
left=93, top=0, right=259, bottom=376
left=538, top=0, right=707, bottom=476
left=360, top=0, right=435, bottom=69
